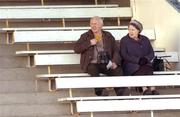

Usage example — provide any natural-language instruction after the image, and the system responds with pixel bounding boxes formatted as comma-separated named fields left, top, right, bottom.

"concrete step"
left=0, top=44, right=25, bottom=56
left=0, top=116, right=81, bottom=117
left=0, top=79, right=63, bottom=93
left=0, top=67, right=47, bottom=81
left=0, top=80, right=36, bottom=93
left=0, top=103, right=69, bottom=117
left=0, top=42, right=74, bottom=53
left=0, top=55, right=27, bottom=68
left=0, top=43, right=74, bottom=55
left=0, top=107, right=179, bottom=117
left=0, top=92, right=66, bottom=105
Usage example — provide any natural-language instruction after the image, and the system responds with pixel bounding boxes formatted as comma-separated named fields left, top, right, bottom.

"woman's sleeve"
left=145, top=39, right=155, bottom=62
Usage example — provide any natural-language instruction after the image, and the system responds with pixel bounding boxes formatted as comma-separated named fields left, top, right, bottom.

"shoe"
left=135, top=87, right=143, bottom=93
left=152, top=90, right=159, bottom=95
left=101, top=89, right=109, bottom=96
left=115, top=87, right=126, bottom=96
left=143, top=89, right=152, bottom=95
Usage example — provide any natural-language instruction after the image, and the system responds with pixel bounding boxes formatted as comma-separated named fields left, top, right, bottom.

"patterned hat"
left=129, top=20, right=143, bottom=33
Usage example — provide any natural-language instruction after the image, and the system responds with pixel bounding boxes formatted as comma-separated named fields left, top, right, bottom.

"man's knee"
left=114, top=87, right=127, bottom=96
left=95, top=88, right=109, bottom=96
left=110, top=66, right=123, bottom=76
left=87, top=64, right=99, bottom=76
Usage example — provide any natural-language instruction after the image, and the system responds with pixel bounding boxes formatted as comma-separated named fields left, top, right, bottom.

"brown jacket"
left=74, top=30, right=122, bottom=72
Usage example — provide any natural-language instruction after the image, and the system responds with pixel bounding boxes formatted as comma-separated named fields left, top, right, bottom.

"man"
left=74, top=16, right=125, bottom=96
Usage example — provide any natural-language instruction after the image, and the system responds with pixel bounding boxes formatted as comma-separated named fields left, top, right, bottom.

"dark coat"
left=120, top=34, right=154, bottom=75
left=74, top=30, right=121, bottom=72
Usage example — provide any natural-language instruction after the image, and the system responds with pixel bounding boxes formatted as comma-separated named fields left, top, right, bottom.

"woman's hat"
left=129, top=20, right=143, bottom=33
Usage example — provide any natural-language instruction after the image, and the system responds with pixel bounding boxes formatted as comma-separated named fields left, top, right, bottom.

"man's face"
left=128, top=25, right=139, bottom=39
left=90, top=19, right=102, bottom=33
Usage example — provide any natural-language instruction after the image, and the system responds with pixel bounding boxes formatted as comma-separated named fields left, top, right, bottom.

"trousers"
left=87, top=63, right=126, bottom=96
left=133, top=65, right=154, bottom=92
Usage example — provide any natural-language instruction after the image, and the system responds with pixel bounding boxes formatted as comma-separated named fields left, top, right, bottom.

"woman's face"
left=128, top=25, right=139, bottom=39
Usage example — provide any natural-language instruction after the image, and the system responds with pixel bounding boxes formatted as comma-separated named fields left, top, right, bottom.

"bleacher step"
left=0, top=67, right=47, bottom=81
left=0, top=104, right=69, bottom=117
left=0, top=92, right=67, bottom=105
left=0, top=55, right=27, bottom=68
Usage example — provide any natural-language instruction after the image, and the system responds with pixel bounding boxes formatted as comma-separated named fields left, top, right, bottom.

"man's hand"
left=90, top=39, right=97, bottom=45
left=111, top=62, right=117, bottom=69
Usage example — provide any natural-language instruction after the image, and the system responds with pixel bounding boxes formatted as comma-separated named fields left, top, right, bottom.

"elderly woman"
left=120, top=20, right=159, bottom=95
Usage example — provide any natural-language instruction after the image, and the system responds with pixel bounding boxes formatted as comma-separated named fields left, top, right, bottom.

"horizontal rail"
left=0, top=7, right=132, bottom=19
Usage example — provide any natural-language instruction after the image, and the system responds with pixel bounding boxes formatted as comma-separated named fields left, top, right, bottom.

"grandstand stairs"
left=0, top=0, right=179, bottom=117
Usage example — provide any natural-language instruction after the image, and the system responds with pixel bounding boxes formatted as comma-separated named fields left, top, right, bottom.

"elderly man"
left=74, top=16, right=125, bottom=96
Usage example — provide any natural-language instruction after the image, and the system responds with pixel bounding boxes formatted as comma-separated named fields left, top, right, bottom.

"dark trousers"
left=133, top=65, right=153, bottom=92
left=133, top=65, right=153, bottom=75
left=87, top=63, right=125, bottom=96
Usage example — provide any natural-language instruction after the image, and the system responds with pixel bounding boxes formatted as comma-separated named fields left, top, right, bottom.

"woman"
left=120, top=20, right=159, bottom=95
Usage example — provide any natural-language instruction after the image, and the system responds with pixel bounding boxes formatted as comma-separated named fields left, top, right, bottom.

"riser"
left=0, top=67, right=47, bottom=81
left=0, top=88, right=179, bottom=104
left=0, top=80, right=36, bottom=93
left=0, top=80, right=95, bottom=94
left=0, top=104, right=69, bottom=117
left=0, top=44, right=25, bottom=55
left=0, top=56, right=27, bottom=68
left=0, top=80, right=63, bottom=93
left=0, top=92, right=66, bottom=105
left=0, top=108, right=179, bottom=117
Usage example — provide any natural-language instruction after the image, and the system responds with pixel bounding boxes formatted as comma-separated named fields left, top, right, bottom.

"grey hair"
left=90, top=16, right=104, bottom=26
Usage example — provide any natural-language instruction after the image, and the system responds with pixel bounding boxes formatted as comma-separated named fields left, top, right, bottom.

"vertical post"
left=48, top=66, right=51, bottom=74
left=5, top=20, right=10, bottom=44
left=69, top=88, right=74, bottom=114
left=69, top=88, right=73, bottom=98
left=150, top=110, right=154, bottom=117
left=26, top=43, right=30, bottom=51
left=11, top=31, right=15, bottom=44
left=130, top=0, right=137, bottom=19
left=26, top=43, right=31, bottom=67
left=62, top=18, right=65, bottom=27
left=35, top=78, right=38, bottom=92
left=34, top=53, right=38, bottom=91
left=27, top=56, right=31, bottom=67
left=128, top=87, right=132, bottom=96
left=90, top=112, right=94, bottom=117
left=5, top=20, right=9, bottom=28
left=95, top=0, right=98, bottom=5
left=48, top=78, right=53, bottom=91
left=117, top=17, right=121, bottom=26
left=6, top=32, right=10, bottom=44
left=41, top=0, right=44, bottom=5
left=47, top=66, right=52, bottom=91
left=70, top=102, right=74, bottom=115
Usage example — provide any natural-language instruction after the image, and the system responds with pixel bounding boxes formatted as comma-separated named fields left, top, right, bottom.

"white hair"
left=90, top=16, right=103, bottom=26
